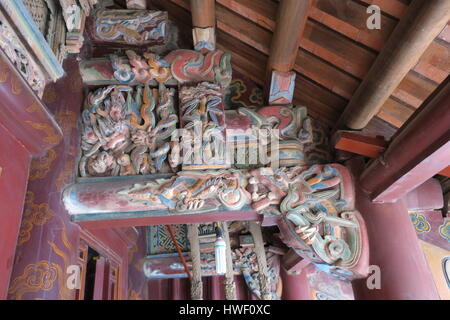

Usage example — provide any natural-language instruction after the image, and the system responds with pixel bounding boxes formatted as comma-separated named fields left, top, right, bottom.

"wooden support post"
left=190, top=0, right=216, bottom=52
left=360, top=77, right=450, bottom=203
left=267, top=0, right=310, bottom=73
left=248, top=221, right=271, bottom=300
left=349, top=158, right=440, bottom=300
left=336, top=0, right=450, bottom=130
left=222, top=221, right=236, bottom=300
left=266, top=0, right=311, bottom=103
left=187, top=224, right=203, bottom=300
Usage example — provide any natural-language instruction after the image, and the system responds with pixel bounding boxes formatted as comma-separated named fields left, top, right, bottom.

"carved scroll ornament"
left=79, top=83, right=178, bottom=177
left=0, top=13, right=46, bottom=96
left=64, top=164, right=367, bottom=278
left=93, top=9, right=168, bottom=45
left=109, top=49, right=232, bottom=88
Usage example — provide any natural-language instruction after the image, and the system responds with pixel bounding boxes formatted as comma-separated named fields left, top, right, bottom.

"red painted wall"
left=0, top=122, right=30, bottom=299
left=349, top=159, right=440, bottom=300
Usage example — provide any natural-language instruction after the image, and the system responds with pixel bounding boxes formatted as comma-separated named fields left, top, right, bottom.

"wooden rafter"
left=336, top=0, right=450, bottom=130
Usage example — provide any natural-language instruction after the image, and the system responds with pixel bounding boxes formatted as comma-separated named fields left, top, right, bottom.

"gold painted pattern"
left=8, top=260, right=59, bottom=300
left=25, top=120, right=62, bottom=145
left=29, top=149, right=57, bottom=181
left=26, top=101, right=47, bottom=119
left=11, top=74, right=23, bottom=94
left=54, top=110, right=77, bottom=134
left=17, top=191, right=54, bottom=246
left=43, top=87, right=57, bottom=104
left=55, top=159, right=75, bottom=191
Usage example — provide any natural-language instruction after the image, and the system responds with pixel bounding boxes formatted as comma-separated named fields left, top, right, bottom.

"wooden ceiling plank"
left=392, top=72, right=439, bottom=109
left=364, top=116, right=397, bottom=140
left=215, top=0, right=357, bottom=105
left=199, top=0, right=379, bottom=82
left=336, top=0, right=450, bottom=130
left=357, top=0, right=408, bottom=19
left=294, top=50, right=360, bottom=100
left=302, top=21, right=376, bottom=79
left=376, top=98, right=415, bottom=128
left=217, top=0, right=277, bottom=31
left=216, top=4, right=272, bottom=54
left=309, top=0, right=397, bottom=52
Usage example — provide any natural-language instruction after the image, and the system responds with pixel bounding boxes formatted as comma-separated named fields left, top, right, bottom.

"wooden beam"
left=337, top=0, right=450, bottom=130
left=334, top=131, right=387, bottom=158
left=266, top=0, right=311, bottom=73
left=360, top=77, right=450, bottom=203
left=0, top=50, right=63, bottom=154
left=190, top=0, right=215, bottom=27
left=190, top=0, right=216, bottom=51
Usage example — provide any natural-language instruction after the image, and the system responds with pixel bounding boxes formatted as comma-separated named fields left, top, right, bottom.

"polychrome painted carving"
left=93, top=10, right=169, bottom=46
left=79, top=83, right=178, bottom=177
left=64, top=163, right=367, bottom=278
left=268, top=71, right=296, bottom=105
left=0, top=13, right=46, bottom=96
left=109, top=49, right=232, bottom=88
left=173, top=82, right=228, bottom=170
left=226, top=106, right=315, bottom=167
left=110, top=50, right=171, bottom=84
left=165, top=50, right=232, bottom=88
left=193, top=27, right=215, bottom=52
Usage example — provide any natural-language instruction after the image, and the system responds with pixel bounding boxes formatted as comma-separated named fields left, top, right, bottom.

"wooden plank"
left=309, top=0, right=398, bottom=51
left=217, top=0, right=277, bottom=31
left=393, top=72, right=438, bottom=108
left=295, top=49, right=360, bottom=99
left=358, top=0, right=408, bottom=19
left=216, top=0, right=380, bottom=82
left=334, top=131, right=387, bottom=158
left=216, top=30, right=267, bottom=86
left=93, top=257, right=107, bottom=300
left=294, top=75, right=347, bottom=127
left=216, top=4, right=272, bottom=54
left=377, top=98, right=415, bottom=128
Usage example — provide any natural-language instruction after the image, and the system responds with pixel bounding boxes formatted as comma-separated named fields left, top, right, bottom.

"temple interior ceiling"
left=1, top=0, right=449, bottom=302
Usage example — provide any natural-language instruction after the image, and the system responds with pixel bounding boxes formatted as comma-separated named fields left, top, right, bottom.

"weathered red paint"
left=76, top=210, right=262, bottom=229
left=405, top=178, right=443, bottom=211
left=0, top=51, right=62, bottom=155
left=360, top=77, right=450, bottom=203
left=349, top=158, right=440, bottom=300
left=7, top=57, right=139, bottom=300
left=0, top=122, right=30, bottom=299
left=280, top=266, right=311, bottom=300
